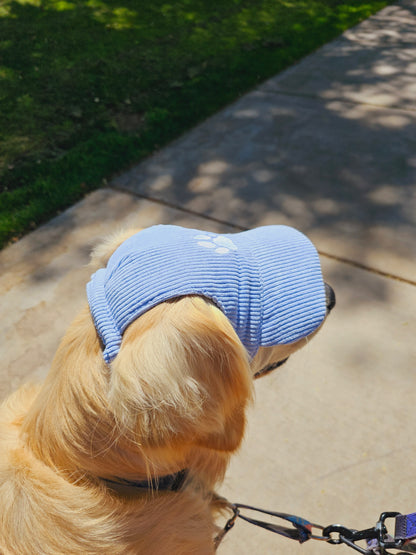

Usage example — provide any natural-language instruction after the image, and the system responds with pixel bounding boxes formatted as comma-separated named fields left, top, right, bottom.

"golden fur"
left=0, top=228, right=328, bottom=554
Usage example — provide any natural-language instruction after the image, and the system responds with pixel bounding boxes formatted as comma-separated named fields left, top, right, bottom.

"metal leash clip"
left=320, top=512, right=416, bottom=554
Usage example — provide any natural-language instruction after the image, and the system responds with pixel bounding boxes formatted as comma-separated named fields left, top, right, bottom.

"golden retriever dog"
left=0, top=225, right=335, bottom=555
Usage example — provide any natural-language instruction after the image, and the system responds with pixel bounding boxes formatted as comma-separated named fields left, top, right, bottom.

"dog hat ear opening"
left=109, top=296, right=253, bottom=454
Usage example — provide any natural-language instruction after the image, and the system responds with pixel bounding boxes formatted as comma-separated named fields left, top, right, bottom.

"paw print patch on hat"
left=194, top=234, right=238, bottom=254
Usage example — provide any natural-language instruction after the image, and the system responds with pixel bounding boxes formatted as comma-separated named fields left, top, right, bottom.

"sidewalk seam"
left=110, top=185, right=416, bottom=287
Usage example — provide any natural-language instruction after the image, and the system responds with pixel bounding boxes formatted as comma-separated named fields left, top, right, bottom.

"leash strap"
left=395, top=513, right=416, bottom=541
left=233, top=503, right=320, bottom=543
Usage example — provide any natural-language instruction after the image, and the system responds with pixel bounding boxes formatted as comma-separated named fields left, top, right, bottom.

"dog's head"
left=88, top=224, right=335, bottom=382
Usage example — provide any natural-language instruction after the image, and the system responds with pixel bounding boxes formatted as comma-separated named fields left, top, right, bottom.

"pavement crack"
left=316, top=444, right=416, bottom=482
left=318, top=250, right=416, bottom=286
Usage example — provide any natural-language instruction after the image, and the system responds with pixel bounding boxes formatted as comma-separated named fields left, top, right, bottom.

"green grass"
left=1, top=0, right=391, bottom=247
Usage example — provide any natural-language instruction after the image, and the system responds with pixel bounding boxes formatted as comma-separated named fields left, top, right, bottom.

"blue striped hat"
left=87, top=225, right=326, bottom=363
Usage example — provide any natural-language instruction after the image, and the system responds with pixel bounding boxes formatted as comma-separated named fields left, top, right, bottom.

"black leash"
left=215, top=501, right=416, bottom=554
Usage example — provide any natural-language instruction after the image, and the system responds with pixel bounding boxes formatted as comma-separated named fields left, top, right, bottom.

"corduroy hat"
left=87, top=224, right=326, bottom=363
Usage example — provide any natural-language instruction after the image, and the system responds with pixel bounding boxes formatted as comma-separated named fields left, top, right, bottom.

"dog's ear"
left=110, top=296, right=253, bottom=454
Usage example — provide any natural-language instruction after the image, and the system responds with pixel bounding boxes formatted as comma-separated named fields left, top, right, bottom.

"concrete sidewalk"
left=1, top=1, right=415, bottom=553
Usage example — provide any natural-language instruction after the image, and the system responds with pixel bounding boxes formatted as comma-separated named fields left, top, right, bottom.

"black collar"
left=102, top=469, right=188, bottom=492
